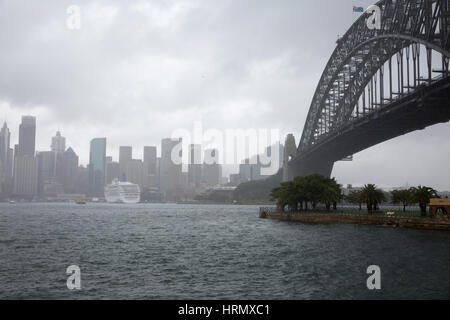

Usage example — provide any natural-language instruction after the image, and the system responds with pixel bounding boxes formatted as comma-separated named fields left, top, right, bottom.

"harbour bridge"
left=285, top=0, right=450, bottom=180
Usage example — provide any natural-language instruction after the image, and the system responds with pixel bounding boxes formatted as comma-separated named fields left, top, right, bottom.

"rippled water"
left=0, top=203, right=449, bottom=299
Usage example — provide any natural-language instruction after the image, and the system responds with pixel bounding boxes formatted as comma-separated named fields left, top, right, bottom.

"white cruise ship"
left=104, top=180, right=141, bottom=204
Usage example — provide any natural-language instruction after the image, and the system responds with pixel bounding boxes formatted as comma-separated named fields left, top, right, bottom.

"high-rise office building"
left=37, top=151, right=58, bottom=194
left=143, top=146, right=157, bottom=174
left=160, top=138, right=182, bottom=199
left=13, top=144, right=18, bottom=161
left=188, top=144, right=202, bottom=188
left=203, top=149, right=221, bottom=187
left=60, top=147, right=79, bottom=193
left=239, top=156, right=264, bottom=182
left=17, top=116, right=36, bottom=157
left=239, top=159, right=252, bottom=182
left=261, top=143, right=284, bottom=176
left=88, top=138, right=106, bottom=197
left=119, top=146, right=132, bottom=180
left=125, top=159, right=144, bottom=189
left=75, top=165, right=89, bottom=195
left=13, top=156, right=38, bottom=196
left=0, top=122, right=13, bottom=194
left=51, top=131, right=66, bottom=153
left=14, top=116, right=38, bottom=197
left=156, top=157, right=161, bottom=190
left=238, top=143, right=284, bottom=183
left=105, top=161, right=120, bottom=185
left=143, top=146, right=157, bottom=189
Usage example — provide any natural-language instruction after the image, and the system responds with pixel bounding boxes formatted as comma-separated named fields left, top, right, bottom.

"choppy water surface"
left=0, top=203, right=449, bottom=299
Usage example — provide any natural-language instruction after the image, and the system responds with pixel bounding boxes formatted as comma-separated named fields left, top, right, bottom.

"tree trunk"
left=420, top=203, right=427, bottom=217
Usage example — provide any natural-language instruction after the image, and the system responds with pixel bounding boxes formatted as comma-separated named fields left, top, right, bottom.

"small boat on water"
left=76, top=197, right=86, bottom=205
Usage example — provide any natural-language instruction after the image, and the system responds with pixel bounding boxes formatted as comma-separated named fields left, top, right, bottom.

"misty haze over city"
left=2, top=0, right=450, bottom=305
left=0, top=0, right=449, bottom=190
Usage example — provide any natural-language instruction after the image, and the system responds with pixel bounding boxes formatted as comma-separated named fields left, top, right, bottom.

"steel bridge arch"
left=298, top=0, right=450, bottom=155
left=333, top=38, right=449, bottom=131
left=360, top=34, right=450, bottom=56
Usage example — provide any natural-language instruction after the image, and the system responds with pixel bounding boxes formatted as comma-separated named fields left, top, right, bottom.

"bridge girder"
left=298, top=0, right=450, bottom=160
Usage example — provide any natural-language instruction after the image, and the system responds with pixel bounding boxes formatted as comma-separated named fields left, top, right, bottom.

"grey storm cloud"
left=0, top=0, right=449, bottom=189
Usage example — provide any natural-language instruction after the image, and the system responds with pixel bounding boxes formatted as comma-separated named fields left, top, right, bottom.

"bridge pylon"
left=282, top=134, right=297, bottom=182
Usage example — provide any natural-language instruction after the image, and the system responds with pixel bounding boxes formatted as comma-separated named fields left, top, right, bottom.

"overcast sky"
left=0, top=0, right=449, bottom=190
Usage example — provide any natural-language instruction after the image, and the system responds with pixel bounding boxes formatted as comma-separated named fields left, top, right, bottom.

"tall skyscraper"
left=203, top=149, right=221, bottom=187
left=105, top=161, right=120, bottom=185
left=13, top=116, right=38, bottom=197
left=143, top=146, right=157, bottom=189
left=60, top=147, right=79, bottom=193
left=188, top=144, right=202, bottom=188
left=125, top=159, right=144, bottom=189
left=75, top=165, right=89, bottom=195
left=88, top=138, right=106, bottom=197
left=51, top=131, right=66, bottom=152
left=160, top=138, right=182, bottom=199
left=13, top=156, right=38, bottom=196
left=37, top=151, right=58, bottom=194
left=239, top=159, right=252, bottom=182
left=143, top=146, right=157, bottom=174
left=17, top=116, right=36, bottom=157
left=119, top=146, right=132, bottom=180
left=0, top=122, right=13, bottom=194
left=156, top=157, right=161, bottom=190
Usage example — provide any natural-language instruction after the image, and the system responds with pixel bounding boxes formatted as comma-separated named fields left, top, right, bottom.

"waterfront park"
left=267, top=174, right=448, bottom=218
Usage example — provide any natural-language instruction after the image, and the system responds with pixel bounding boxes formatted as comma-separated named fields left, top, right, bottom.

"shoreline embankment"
left=259, top=210, right=450, bottom=231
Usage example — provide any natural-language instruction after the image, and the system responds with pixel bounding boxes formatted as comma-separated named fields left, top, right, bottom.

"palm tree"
left=391, top=189, right=413, bottom=212
left=410, top=186, right=438, bottom=217
left=346, top=190, right=364, bottom=210
left=361, top=184, right=386, bottom=214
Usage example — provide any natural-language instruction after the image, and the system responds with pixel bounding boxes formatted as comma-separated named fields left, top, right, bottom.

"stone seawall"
left=259, top=211, right=450, bottom=231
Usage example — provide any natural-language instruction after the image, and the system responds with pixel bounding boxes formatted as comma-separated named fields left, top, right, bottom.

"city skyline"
left=1, top=0, right=450, bottom=190
left=1, top=115, right=450, bottom=192
left=1, top=1, right=450, bottom=303
left=3, top=115, right=280, bottom=200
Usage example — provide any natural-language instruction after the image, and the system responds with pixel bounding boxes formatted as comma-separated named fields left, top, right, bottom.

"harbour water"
left=1, top=203, right=449, bottom=299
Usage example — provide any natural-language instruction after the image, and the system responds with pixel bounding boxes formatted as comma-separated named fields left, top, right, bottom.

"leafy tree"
left=391, top=189, right=413, bottom=212
left=270, top=185, right=288, bottom=212
left=270, top=180, right=300, bottom=212
left=361, top=184, right=386, bottom=213
left=270, top=174, right=342, bottom=212
left=301, top=174, right=326, bottom=209
left=321, top=177, right=342, bottom=211
left=346, top=190, right=364, bottom=210
left=410, top=186, right=439, bottom=217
